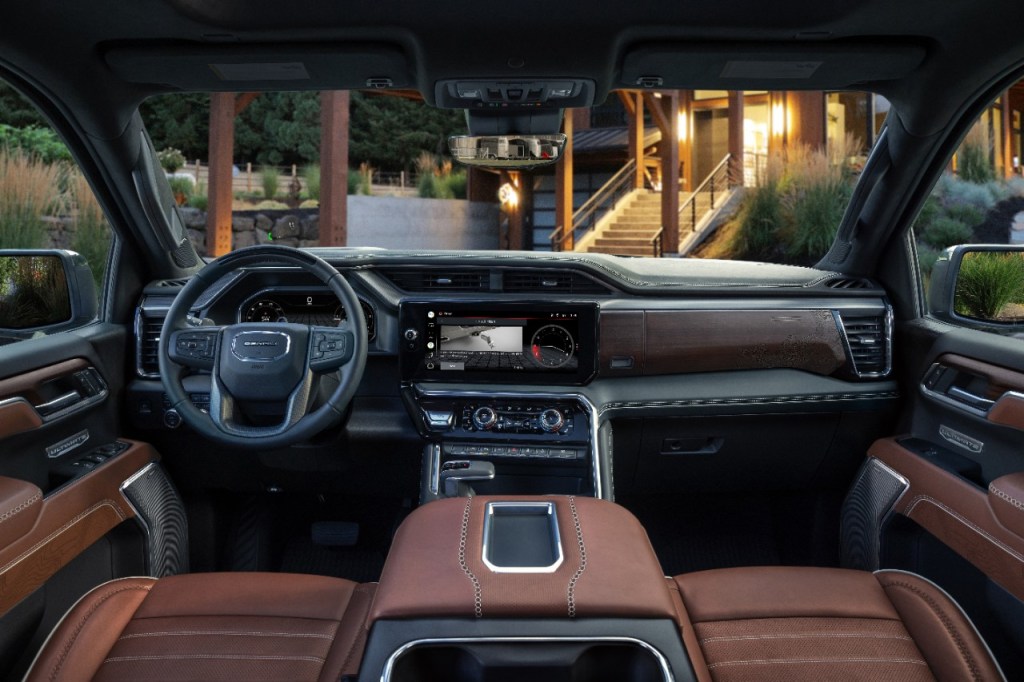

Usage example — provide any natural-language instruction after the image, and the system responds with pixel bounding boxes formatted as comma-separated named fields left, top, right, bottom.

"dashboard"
left=238, top=291, right=377, bottom=340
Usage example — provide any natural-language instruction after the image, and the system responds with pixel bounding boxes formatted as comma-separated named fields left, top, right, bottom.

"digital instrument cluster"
left=238, top=292, right=376, bottom=340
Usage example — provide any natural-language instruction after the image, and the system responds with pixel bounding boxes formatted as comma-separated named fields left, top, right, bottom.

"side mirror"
left=929, top=244, right=1024, bottom=334
left=0, top=250, right=97, bottom=343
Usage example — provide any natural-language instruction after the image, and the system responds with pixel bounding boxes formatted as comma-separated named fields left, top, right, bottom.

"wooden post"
left=727, top=91, right=745, bottom=186
left=623, top=91, right=645, bottom=189
left=320, top=91, right=350, bottom=246
left=1002, top=93, right=1013, bottom=179
left=661, top=92, right=680, bottom=254
left=206, top=92, right=235, bottom=257
left=788, top=91, right=825, bottom=149
left=555, top=110, right=574, bottom=251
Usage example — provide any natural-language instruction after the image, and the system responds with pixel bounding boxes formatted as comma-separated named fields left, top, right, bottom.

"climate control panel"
left=461, top=403, right=575, bottom=436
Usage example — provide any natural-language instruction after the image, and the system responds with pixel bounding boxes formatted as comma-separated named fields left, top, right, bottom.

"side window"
left=0, top=79, right=112, bottom=342
left=916, top=85, right=1024, bottom=336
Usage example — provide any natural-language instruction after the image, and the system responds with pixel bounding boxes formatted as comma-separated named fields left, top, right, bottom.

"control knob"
left=403, top=328, right=419, bottom=341
left=472, top=406, right=498, bottom=430
left=539, top=408, right=566, bottom=433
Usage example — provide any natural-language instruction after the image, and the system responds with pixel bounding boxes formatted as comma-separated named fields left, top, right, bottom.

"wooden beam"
left=319, top=91, right=350, bottom=246
left=660, top=91, right=680, bottom=254
left=206, top=92, right=235, bottom=257
left=788, top=91, right=825, bottom=149
left=628, top=92, right=645, bottom=189
left=555, top=111, right=574, bottom=251
left=1002, top=92, right=1013, bottom=179
left=234, top=92, right=260, bottom=116
left=642, top=92, right=671, bottom=137
left=617, top=90, right=636, bottom=118
left=679, top=90, right=692, bottom=192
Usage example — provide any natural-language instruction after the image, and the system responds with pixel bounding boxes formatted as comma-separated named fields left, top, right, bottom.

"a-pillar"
left=319, top=91, right=350, bottom=246
left=555, top=110, right=574, bottom=251
left=727, top=91, right=745, bottom=186
left=206, top=93, right=236, bottom=256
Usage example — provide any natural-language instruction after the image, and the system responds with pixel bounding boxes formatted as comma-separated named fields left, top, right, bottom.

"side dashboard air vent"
left=379, top=268, right=488, bottom=292
left=502, top=271, right=612, bottom=295
left=824, top=277, right=873, bottom=290
left=157, top=278, right=190, bottom=288
left=136, top=311, right=165, bottom=378
left=837, top=312, right=891, bottom=377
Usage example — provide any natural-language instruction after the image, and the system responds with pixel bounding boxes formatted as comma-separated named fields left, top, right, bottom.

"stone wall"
left=177, top=197, right=500, bottom=256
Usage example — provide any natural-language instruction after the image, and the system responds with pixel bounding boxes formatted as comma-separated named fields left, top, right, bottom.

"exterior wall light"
left=678, top=111, right=687, bottom=142
left=499, top=182, right=519, bottom=208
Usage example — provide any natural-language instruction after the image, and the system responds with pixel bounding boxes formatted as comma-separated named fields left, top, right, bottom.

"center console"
left=398, top=302, right=601, bottom=501
left=357, top=495, right=698, bottom=682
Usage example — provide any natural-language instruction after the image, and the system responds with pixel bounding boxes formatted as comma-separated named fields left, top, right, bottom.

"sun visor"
left=619, top=42, right=927, bottom=91
left=104, top=43, right=413, bottom=91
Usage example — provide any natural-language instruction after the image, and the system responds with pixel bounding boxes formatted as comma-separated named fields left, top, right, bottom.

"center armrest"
left=370, top=495, right=675, bottom=621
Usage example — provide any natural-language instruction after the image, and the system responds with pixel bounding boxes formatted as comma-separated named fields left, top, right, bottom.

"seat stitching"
left=49, top=583, right=153, bottom=682
left=0, top=491, right=41, bottom=525
left=103, top=653, right=325, bottom=663
left=989, top=483, right=1024, bottom=511
left=903, top=495, right=1024, bottom=563
left=458, top=498, right=482, bottom=618
left=338, top=585, right=374, bottom=675
left=566, top=495, right=587, bottom=618
left=879, top=579, right=981, bottom=682
left=707, top=656, right=928, bottom=669
left=119, top=630, right=334, bottom=640
left=700, top=633, right=914, bottom=643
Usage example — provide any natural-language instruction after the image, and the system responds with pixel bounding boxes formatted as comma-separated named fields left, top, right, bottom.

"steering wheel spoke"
left=167, top=327, right=222, bottom=370
left=309, top=326, right=356, bottom=372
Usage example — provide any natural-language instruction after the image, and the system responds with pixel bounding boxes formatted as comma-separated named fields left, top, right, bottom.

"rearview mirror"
left=449, top=134, right=566, bottom=169
left=0, top=250, right=97, bottom=343
left=929, top=244, right=1024, bottom=333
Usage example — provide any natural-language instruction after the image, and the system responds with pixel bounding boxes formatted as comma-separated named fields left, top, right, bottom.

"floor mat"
left=618, top=494, right=781, bottom=575
left=279, top=537, right=387, bottom=583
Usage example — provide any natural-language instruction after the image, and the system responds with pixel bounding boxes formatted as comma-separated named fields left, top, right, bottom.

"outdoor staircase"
left=585, top=191, right=667, bottom=256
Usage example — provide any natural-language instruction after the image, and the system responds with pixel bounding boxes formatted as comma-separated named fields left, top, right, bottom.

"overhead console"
left=399, top=302, right=598, bottom=385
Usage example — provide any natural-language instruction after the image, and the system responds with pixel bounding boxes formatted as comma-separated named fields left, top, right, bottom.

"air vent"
left=824, top=277, right=873, bottom=290
left=502, top=271, right=611, bottom=295
left=157, top=278, right=190, bottom=288
left=379, top=268, right=488, bottom=292
left=137, top=312, right=165, bottom=378
left=838, top=313, right=890, bottom=377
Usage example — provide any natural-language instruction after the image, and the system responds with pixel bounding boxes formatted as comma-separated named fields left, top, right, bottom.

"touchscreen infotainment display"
left=399, top=302, right=596, bottom=384
left=435, top=313, right=579, bottom=372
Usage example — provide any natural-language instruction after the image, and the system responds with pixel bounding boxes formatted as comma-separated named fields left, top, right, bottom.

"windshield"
left=131, top=88, right=1013, bottom=267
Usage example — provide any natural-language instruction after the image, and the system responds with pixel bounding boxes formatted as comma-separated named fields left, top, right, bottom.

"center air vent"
left=825, top=277, right=873, bottom=289
left=502, top=271, right=611, bottom=295
left=380, top=269, right=488, bottom=293
left=837, top=311, right=891, bottom=378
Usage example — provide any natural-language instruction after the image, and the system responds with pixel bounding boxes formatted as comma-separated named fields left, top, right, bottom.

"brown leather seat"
left=24, top=572, right=374, bottom=682
left=669, top=566, right=1005, bottom=682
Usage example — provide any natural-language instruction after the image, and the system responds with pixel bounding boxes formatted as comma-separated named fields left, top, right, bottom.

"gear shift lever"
left=440, top=460, right=496, bottom=497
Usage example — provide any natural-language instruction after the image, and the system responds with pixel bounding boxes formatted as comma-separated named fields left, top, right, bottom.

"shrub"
left=69, top=172, right=111, bottom=287
left=0, top=148, right=66, bottom=248
left=917, top=245, right=941, bottom=279
left=0, top=124, right=72, bottom=163
left=921, top=216, right=973, bottom=249
left=954, top=252, right=1024, bottom=319
left=189, top=194, right=209, bottom=211
left=299, top=199, right=319, bottom=209
left=443, top=170, right=468, bottom=199
left=0, top=255, right=72, bottom=329
left=259, top=166, right=280, bottom=200
left=358, top=163, right=373, bottom=196
left=167, top=177, right=194, bottom=205
left=730, top=181, right=783, bottom=261
left=303, top=165, right=320, bottom=201
left=957, top=138, right=995, bottom=184
left=347, top=169, right=360, bottom=195
left=157, top=147, right=185, bottom=173
left=783, top=149, right=851, bottom=262
left=942, top=202, right=986, bottom=229
left=254, top=200, right=289, bottom=210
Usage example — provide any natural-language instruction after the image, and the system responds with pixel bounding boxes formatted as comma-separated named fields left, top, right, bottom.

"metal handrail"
left=649, top=227, right=664, bottom=257
left=550, top=158, right=639, bottom=251
left=679, top=154, right=731, bottom=241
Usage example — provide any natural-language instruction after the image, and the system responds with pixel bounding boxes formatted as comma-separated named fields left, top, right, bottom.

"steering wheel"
left=158, top=245, right=367, bottom=448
